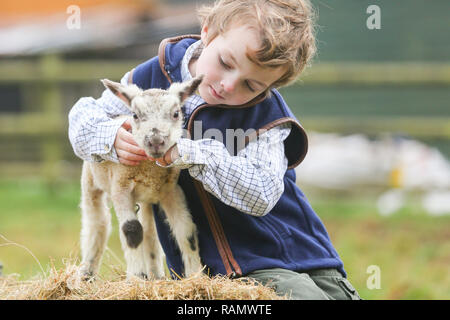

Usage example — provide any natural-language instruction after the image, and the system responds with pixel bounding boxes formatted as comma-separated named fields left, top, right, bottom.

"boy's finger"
left=117, top=128, right=146, bottom=155
left=116, top=139, right=147, bottom=157
left=117, top=149, right=148, bottom=162
left=119, top=129, right=141, bottom=148
left=156, top=158, right=168, bottom=166
left=122, top=120, right=132, bottom=131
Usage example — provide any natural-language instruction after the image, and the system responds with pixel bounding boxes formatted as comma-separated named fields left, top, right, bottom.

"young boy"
left=69, top=0, right=361, bottom=300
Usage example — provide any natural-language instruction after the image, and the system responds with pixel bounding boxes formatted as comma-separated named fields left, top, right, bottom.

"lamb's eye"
left=173, top=111, right=179, bottom=119
left=132, top=113, right=138, bottom=120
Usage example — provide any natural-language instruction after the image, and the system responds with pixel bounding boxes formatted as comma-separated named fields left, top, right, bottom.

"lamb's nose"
left=148, top=136, right=165, bottom=150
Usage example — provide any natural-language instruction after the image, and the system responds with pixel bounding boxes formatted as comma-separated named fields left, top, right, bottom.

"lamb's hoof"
left=127, top=272, right=148, bottom=281
left=122, top=219, right=143, bottom=248
left=139, top=272, right=148, bottom=280
left=79, top=269, right=95, bottom=282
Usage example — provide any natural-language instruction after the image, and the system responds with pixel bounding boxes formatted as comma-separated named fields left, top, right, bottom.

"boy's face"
left=191, top=24, right=286, bottom=106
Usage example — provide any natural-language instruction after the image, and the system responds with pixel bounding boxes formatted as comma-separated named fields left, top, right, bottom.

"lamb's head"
left=101, top=76, right=203, bottom=158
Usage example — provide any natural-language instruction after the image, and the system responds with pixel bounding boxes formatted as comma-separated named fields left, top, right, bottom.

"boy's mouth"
left=209, top=85, right=224, bottom=100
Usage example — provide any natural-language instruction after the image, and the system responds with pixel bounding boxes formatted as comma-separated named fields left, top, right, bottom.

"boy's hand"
left=149, top=144, right=180, bottom=167
left=114, top=120, right=148, bottom=166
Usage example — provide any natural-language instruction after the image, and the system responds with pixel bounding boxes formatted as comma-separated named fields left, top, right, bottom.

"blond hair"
left=197, top=0, right=317, bottom=89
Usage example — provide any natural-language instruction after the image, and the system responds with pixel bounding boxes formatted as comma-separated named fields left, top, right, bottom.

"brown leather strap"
left=193, top=180, right=242, bottom=277
left=158, top=34, right=201, bottom=84
left=245, top=117, right=308, bottom=169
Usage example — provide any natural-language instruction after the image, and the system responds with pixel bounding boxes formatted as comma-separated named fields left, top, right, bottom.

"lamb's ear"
left=169, top=75, right=204, bottom=103
left=101, top=79, right=141, bottom=107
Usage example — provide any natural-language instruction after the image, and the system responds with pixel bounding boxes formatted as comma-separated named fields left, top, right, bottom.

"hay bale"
left=0, top=263, right=285, bottom=300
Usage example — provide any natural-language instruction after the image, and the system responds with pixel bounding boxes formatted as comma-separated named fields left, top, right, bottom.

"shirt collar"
left=181, top=40, right=202, bottom=82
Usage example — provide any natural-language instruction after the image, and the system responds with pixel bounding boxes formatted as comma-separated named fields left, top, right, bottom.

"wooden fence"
left=0, top=54, right=449, bottom=182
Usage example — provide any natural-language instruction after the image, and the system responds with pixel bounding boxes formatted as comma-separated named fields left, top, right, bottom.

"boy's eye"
left=245, top=81, right=255, bottom=92
left=219, top=56, right=231, bottom=69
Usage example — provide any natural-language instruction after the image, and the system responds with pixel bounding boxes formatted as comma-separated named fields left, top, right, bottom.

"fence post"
left=39, top=54, right=64, bottom=191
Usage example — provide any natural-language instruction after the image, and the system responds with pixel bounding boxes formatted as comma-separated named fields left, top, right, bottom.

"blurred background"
left=0, top=0, right=449, bottom=299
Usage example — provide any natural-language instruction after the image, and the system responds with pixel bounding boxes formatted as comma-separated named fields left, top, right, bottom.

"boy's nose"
left=221, top=77, right=238, bottom=93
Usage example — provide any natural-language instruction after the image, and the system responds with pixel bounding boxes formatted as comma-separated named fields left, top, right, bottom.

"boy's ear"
left=101, top=79, right=141, bottom=107
left=169, top=75, right=204, bottom=103
left=200, top=25, right=208, bottom=44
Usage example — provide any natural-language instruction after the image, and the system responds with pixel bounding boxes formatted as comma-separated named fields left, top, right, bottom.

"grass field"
left=0, top=178, right=449, bottom=300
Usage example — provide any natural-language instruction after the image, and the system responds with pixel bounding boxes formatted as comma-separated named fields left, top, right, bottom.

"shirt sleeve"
left=173, top=122, right=292, bottom=217
left=68, top=72, right=132, bottom=162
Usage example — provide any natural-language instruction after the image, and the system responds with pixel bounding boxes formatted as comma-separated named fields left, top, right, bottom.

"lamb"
left=79, top=76, right=204, bottom=280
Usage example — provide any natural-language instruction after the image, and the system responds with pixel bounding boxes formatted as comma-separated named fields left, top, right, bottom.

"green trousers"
left=247, top=268, right=361, bottom=300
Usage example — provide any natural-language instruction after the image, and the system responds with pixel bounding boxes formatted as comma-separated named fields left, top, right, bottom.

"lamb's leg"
left=159, top=185, right=202, bottom=277
left=110, top=190, right=147, bottom=279
left=79, top=164, right=111, bottom=280
left=139, top=203, right=165, bottom=279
